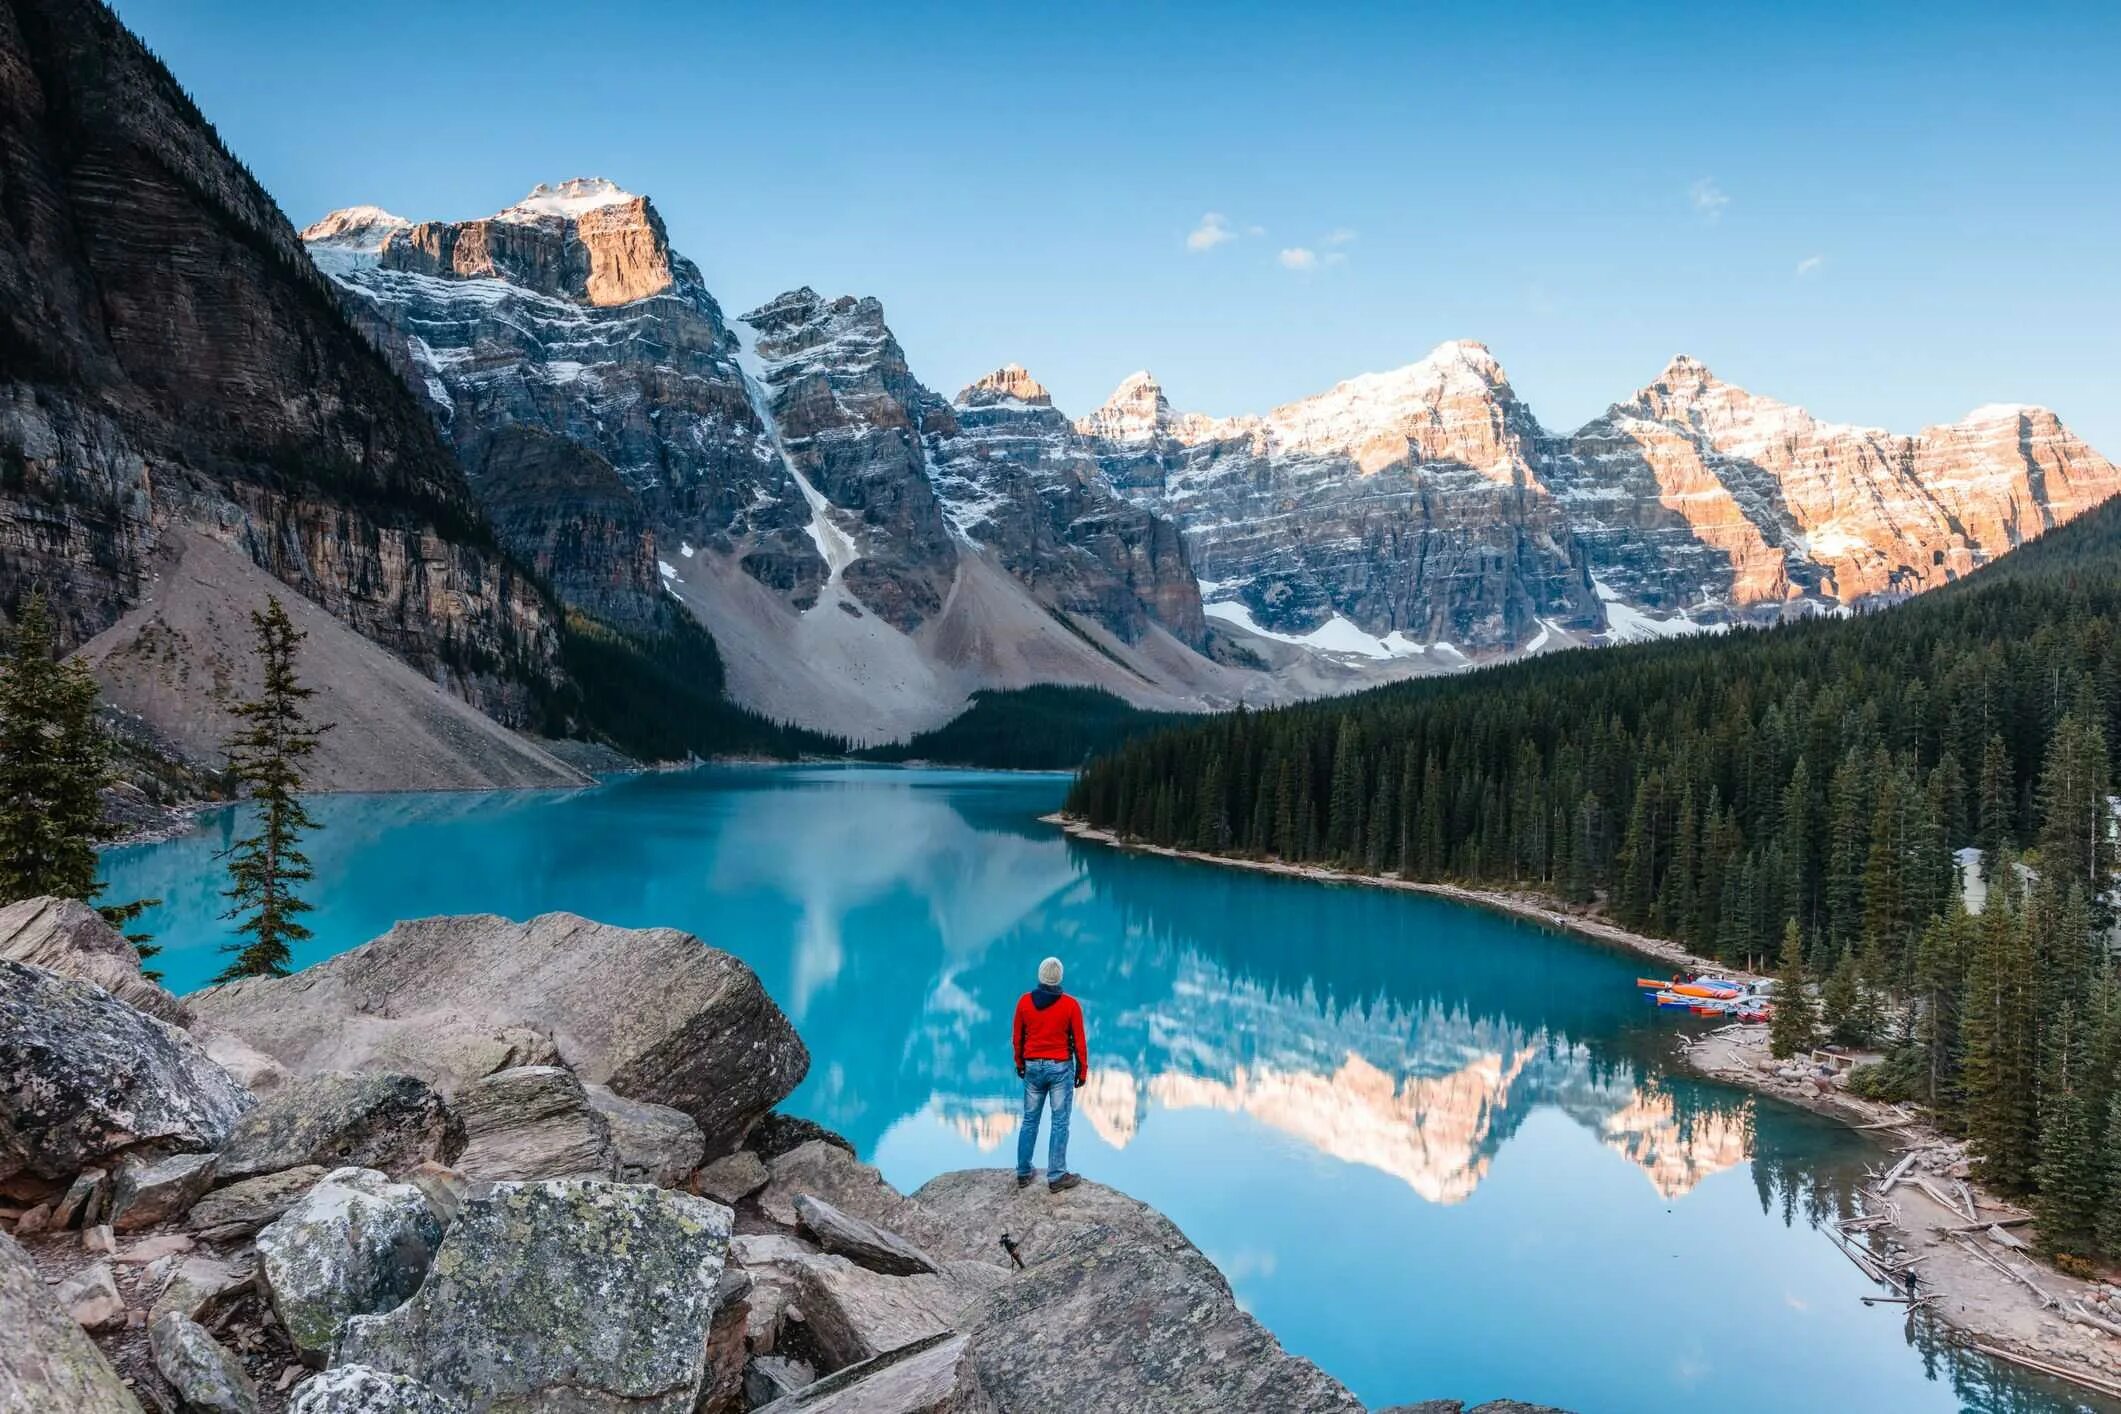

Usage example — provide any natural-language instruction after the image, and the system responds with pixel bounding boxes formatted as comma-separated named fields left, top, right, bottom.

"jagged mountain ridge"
left=305, top=193, right=1296, bottom=741
left=1081, top=344, right=2121, bottom=653
left=298, top=171, right=2118, bottom=737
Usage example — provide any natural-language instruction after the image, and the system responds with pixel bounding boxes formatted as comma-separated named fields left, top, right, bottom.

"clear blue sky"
left=117, top=0, right=2120, bottom=451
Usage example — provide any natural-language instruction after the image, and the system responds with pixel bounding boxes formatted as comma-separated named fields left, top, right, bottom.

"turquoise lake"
left=101, top=766, right=2113, bottom=1414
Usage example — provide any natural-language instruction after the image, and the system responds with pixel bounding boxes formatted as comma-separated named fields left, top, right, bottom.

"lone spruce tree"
left=0, top=592, right=102, bottom=901
left=0, top=591, right=159, bottom=968
left=218, top=597, right=326, bottom=981
left=1768, top=919, right=1817, bottom=1059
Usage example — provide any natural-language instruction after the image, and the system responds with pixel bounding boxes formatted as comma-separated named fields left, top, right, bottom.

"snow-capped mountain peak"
left=299, top=206, right=412, bottom=272
left=496, top=177, right=639, bottom=223
left=1076, top=371, right=1175, bottom=444
left=957, top=363, right=1052, bottom=407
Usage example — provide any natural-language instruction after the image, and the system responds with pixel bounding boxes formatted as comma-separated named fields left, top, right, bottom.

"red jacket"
left=1013, top=987, right=1087, bottom=1077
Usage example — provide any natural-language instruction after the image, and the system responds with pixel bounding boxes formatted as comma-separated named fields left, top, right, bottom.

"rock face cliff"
left=307, top=200, right=1236, bottom=740
left=303, top=178, right=810, bottom=643
left=0, top=0, right=565, bottom=729
left=1080, top=343, right=1603, bottom=656
left=1538, top=356, right=2121, bottom=618
left=1081, top=346, right=2121, bottom=652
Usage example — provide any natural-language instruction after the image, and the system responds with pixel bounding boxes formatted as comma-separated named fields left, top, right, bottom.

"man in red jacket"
left=1013, top=955, right=1087, bottom=1193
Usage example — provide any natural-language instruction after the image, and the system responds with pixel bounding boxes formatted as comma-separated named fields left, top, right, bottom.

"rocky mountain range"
left=1082, top=343, right=2121, bottom=658
left=5, top=0, right=2116, bottom=763
left=304, top=191, right=1287, bottom=741
left=304, top=178, right=2121, bottom=739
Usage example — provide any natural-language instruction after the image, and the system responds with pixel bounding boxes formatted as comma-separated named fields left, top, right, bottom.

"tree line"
left=1066, top=497, right=2121, bottom=1266
left=0, top=591, right=324, bottom=985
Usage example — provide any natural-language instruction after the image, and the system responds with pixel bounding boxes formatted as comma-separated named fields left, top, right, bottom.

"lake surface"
left=103, top=767, right=2111, bottom=1414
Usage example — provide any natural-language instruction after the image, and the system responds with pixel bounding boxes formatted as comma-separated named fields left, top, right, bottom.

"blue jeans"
left=1016, top=1059, right=1074, bottom=1179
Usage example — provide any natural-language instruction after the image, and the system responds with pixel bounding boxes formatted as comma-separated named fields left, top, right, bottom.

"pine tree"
left=218, top=598, right=327, bottom=982
left=2096, top=1091, right=2121, bottom=1258
left=2034, top=1006, right=2104, bottom=1260
left=2036, top=715, right=2113, bottom=920
left=1962, top=864, right=2041, bottom=1192
left=0, top=592, right=159, bottom=971
left=1769, top=920, right=1817, bottom=1059
left=1976, top=733, right=2014, bottom=865
left=0, top=592, right=101, bottom=902
left=1821, top=950, right=1864, bottom=1045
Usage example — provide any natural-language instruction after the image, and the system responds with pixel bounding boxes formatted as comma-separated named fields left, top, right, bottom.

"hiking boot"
left=1015, top=1173, right=1034, bottom=1189
left=1048, top=1172, right=1082, bottom=1194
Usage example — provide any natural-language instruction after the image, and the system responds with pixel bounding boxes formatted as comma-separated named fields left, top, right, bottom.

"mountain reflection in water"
left=101, top=767, right=2117, bottom=1414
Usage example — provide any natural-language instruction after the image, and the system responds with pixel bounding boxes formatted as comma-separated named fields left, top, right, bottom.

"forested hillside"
left=1068, top=496, right=2121, bottom=1260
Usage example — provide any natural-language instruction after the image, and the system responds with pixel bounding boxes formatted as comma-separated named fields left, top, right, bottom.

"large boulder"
left=911, top=1171, right=1364, bottom=1414
left=584, top=1083, right=703, bottom=1187
left=788, top=1255, right=1005, bottom=1371
left=188, top=1165, right=329, bottom=1243
left=337, top=1177, right=734, bottom=1412
left=110, top=1150, right=218, bottom=1229
left=0, top=1233, right=140, bottom=1412
left=756, top=1140, right=918, bottom=1232
left=149, top=1311, right=257, bottom=1414
left=191, top=913, right=808, bottom=1153
left=451, top=1066, right=616, bottom=1184
left=288, top=1366, right=464, bottom=1413
left=697, top=1149, right=769, bottom=1205
left=0, top=959, right=251, bottom=1183
left=754, top=1331, right=993, bottom=1413
left=0, top=896, right=186, bottom=1023
left=148, top=1253, right=253, bottom=1324
left=216, top=1072, right=463, bottom=1182
left=255, top=1167, right=444, bottom=1363
left=794, top=1194, right=940, bottom=1276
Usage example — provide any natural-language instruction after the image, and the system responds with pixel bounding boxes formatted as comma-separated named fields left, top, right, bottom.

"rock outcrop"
left=450, top=1065, right=617, bottom=1184
left=584, top=1084, right=704, bottom=1188
left=754, top=1330, right=993, bottom=1413
left=188, top=1166, right=329, bottom=1244
left=256, top=1167, right=445, bottom=1363
left=0, top=959, right=251, bottom=1184
left=287, top=1365, right=462, bottom=1414
left=336, top=1178, right=734, bottom=1412
left=0, top=902, right=1568, bottom=1413
left=189, top=912, right=808, bottom=1155
left=0, top=1232, right=139, bottom=1411
left=216, top=1073, right=463, bottom=1183
left=0, top=896, right=185, bottom=1023
left=0, top=0, right=565, bottom=725
left=911, top=1170, right=1366, bottom=1413
left=109, top=1150, right=217, bottom=1230
left=149, top=1310, right=258, bottom=1414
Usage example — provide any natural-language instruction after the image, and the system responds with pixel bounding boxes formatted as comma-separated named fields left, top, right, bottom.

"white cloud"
left=1322, top=251, right=1348, bottom=267
left=1245, top=224, right=1266, bottom=237
left=1795, top=254, right=1825, bottom=278
left=1186, top=212, right=1236, bottom=251
left=1278, top=247, right=1318, bottom=271
left=1690, top=178, right=1731, bottom=222
left=1325, top=228, right=1358, bottom=246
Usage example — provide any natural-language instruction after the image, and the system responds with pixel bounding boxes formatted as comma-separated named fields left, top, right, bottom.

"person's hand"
left=1076, top=1070, right=1087, bottom=1087
left=1016, top=1063, right=1025, bottom=1078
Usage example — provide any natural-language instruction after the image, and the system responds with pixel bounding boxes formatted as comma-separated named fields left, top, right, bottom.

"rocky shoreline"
left=0, top=895, right=1559, bottom=1413
left=1048, top=813, right=2121, bottom=1405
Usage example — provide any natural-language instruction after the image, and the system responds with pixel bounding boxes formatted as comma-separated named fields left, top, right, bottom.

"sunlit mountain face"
left=104, top=768, right=2070, bottom=1412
